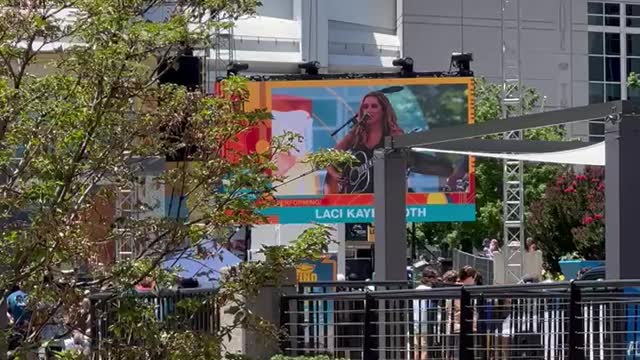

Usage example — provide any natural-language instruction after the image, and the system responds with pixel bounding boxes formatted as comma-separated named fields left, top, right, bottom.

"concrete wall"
left=221, top=269, right=297, bottom=360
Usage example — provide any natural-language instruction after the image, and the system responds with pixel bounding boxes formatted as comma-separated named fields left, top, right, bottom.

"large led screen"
left=251, top=77, right=476, bottom=223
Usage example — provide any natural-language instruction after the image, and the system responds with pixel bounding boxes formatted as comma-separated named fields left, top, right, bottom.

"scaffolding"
left=212, top=14, right=235, bottom=82
left=501, top=0, right=526, bottom=283
left=115, top=180, right=140, bottom=262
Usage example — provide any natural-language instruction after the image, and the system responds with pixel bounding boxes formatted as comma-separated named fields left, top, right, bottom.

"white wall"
left=249, top=224, right=339, bottom=261
left=327, top=0, right=397, bottom=31
left=257, top=0, right=294, bottom=19
left=225, top=0, right=400, bottom=73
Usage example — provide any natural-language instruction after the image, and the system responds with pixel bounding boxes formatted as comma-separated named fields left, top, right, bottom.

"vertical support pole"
left=279, top=296, right=291, bottom=354
left=0, top=300, right=7, bottom=360
left=373, top=148, right=408, bottom=281
left=363, top=292, right=375, bottom=359
left=605, top=102, right=640, bottom=279
left=411, top=222, right=417, bottom=262
left=568, top=281, right=585, bottom=360
left=337, top=224, right=346, bottom=278
left=459, top=287, right=474, bottom=360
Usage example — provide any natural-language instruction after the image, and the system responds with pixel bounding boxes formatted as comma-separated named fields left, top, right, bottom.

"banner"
left=247, top=77, right=476, bottom=223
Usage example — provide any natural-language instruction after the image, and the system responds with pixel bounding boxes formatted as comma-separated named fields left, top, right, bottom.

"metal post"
left=459, top=287, right=474, bottom=360
left=605, top=104, right=640, bottom=279
left=568, top=281, right=585, bottom=360
left=411, top=222, right=417, bottom=262
left=373, top=148, right=408, bottom=281
left=362, top=292, right=375, bottom=359
left=279, top=296, right=290, bottom=353
left=0, top=300, right=7, bottom=360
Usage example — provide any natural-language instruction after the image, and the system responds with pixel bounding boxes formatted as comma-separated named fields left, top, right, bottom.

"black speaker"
left=157, top=53, right=202, bottom=161
left=158, top=55, right=201, bottom=91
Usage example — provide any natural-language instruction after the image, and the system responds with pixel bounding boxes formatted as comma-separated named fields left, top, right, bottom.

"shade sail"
left=413, top=141, right=605, bottom=166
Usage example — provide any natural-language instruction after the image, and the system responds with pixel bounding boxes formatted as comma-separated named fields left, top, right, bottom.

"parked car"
left=576, top=266, right=605, bottom=280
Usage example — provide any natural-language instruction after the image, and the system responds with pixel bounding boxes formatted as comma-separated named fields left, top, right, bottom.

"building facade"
left=229, top=0, right=632, bottom=275
left=231, top=0, right=640, bottom=141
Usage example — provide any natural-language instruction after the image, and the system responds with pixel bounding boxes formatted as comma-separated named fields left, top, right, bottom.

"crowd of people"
left=480, top=237, right=539, bottom=258
left=4, top=283, right=91, bottom=359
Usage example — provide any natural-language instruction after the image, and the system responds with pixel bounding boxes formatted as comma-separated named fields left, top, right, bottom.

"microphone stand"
left=330, top=114, right=358, bottom=137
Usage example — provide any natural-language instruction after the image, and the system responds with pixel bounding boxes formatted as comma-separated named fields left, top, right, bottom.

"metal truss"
left=501, top=0, right=525, bottom=283
left=213, top=14, right=235, bottom=82
left=115, top=180, right=140, bottom=262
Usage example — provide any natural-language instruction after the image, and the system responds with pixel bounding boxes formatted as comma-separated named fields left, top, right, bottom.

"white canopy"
left=413, top=141, right=605, bottom=166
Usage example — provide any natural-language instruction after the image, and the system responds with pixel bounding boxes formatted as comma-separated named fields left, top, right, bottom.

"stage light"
left=226, top=62, right=249, bottom=76
left=450, top=52, right=474, bottom=76
left=392, top=57, right=414, bottom=74
left=298, top=61, right=320, bottom=75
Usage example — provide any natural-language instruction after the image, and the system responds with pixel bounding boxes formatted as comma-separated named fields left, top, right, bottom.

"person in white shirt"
left=414, top=268, right=438, bottom=360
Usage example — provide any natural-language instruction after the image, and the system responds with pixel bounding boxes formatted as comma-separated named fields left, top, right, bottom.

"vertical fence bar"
left=568, top=281, right=585, bottom=360
left=459, top=287, right=474, bottom=360
left=279, top=295, right=290, bottom=354
left=363, top=292, right=375, bottom=359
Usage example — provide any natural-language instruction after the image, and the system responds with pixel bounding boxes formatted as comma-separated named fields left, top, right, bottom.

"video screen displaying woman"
left=270, top=82, right=471, bottom=197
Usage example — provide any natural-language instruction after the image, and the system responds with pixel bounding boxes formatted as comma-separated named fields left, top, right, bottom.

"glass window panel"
left=627, top=18, right=640, bottom=27
left=589, top=15, right=604, bottom=25
left=628, top=34, right=640, bottom=56
left=589, top=32, right=604, bottom=54
left=589, top=121, right=605, bottom=136
left=606, top=83, right=621, bottom=101
left=605, top=16, right=620, bottom=26
left=605, top=3, right=620, bottom=15
left=627, top=4, right=640, bottom=16
left=606, top=33, right=620, bottom=55
left=589, top=56, right=605, bottom=81
left=627, top=58, right=640, bottom=75
left=589, top=83, right=604, bottom=103
left=589, top=2, right=604, bottom=14
left=606, top=57, right=621, bottom=81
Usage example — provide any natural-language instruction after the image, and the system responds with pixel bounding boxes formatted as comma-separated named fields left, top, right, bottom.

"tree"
left=528, top=167, right=605, bottom=271
left=0, top=1, right=351, bottom=358
left=415, top=78, right=565, bottom=252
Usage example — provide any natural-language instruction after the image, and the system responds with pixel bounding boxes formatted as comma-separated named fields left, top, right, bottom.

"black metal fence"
left=280, top=280, right=640, bottom=359
left=89, top=288, right=219, bottom=354
left=297, top=281, right=413, bottom=294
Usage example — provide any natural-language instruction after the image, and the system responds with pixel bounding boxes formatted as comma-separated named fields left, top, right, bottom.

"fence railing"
left=297, top=281, right=413, bottom=294
left=89, top=288, right=219, bottom=354
left=453, top=249, right=494, bottom=285
left=280, top=280, right=640, bottom=359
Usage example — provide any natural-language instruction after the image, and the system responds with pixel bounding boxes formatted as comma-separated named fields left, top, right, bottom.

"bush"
left=528, top=166, right=605, bottom=272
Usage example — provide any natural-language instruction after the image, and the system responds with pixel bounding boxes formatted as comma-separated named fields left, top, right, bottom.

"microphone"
left=358, top=112, right=371, bottom=125
left=330, top=113, right=369, bottom=137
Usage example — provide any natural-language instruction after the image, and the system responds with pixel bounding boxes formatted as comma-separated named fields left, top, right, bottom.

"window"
left=589, top=2, right=621, bottom=25
left=588, top=2, right=623, bottom=141
left=588, top=31, right=621, bottom=103
left=627, top=4, right=640, bottom=27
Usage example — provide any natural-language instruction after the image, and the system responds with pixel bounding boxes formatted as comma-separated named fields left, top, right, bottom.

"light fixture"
left=450, top=52, right=473, bottom=76
left=298, top=61, right=320, bottom=75
left=226, top=62, right=249, bottom=76
left=392, top=57, right=414, bottom=75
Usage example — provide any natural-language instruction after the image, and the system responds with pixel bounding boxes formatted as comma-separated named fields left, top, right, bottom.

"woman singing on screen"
left=324, top=91, right=404, bottom=194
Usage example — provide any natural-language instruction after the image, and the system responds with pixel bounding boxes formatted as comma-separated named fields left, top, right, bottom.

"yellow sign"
left=296, top=263, right=318, bottom=282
